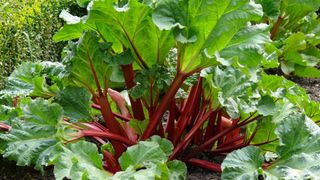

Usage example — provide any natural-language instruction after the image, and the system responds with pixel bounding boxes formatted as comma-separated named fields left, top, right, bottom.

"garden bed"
left=1, top=76, right=319, bottom=180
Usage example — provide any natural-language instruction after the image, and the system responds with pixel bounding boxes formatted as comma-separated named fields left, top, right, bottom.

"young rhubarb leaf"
left=51, top=141, right=111, bottom=180
left=54, top=87, right=92, bottom=122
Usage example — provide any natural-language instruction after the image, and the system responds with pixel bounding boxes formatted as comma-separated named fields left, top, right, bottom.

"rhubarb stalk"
left=141, top=72, right=187, bottom=140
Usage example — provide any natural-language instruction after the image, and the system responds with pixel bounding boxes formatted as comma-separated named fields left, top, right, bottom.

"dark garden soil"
left=0, top=76, right=319, bottom=180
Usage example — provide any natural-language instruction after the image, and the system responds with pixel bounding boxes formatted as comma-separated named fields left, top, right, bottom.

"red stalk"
left=216, top=111, right=224, bottom=145
left=0, top=123, right=11, bottom=131
left=203, top=111, right=218, bottom=142
left=121, top=64, right=145, bottom=120
left=270, top=14, right=285, bottom=40
left=208, top=143, right=247, bottom=155
left=141, top=72, right=187, bottom=140
left=187, top=159, right=221, bottom=173
left=103, top=150, right=121, bottom=173
left=165, top=100, right=176, bottom=141
left=224, top=118, right=240, bottom=143
left=81, top=130, right=135, bottom=146
left=91, top=104, right=131, bottom=122
left=87, top=48, right=130, bottom=157
left=186, top=115, right=262, bottom=159
left=251, top=139, right=278, bottom=146
left=170, top=110, right=214, bottom=160
left=97, top=95, right=127, bottom=157
left=93, top=137, right=107, bottom=145
left=174, top=77, right=203, bottom=144
left=219, top=135, right=245, bottom=148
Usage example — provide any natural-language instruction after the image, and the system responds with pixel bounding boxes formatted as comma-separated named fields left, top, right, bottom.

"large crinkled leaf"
left=220, top=24, right=271, bottom=68
left=119, top=136, right=170, bottom=170
left=221, top=146, right=264, bottom=180
left=202, top=66, right=259, bottom=119
left=222, top=113, right=320, bottom=179
left=51, top=141, right=111, bottom=180
left=0, top=98, right=65, bottom=171
left=112, top=164, right=166, bottom=180
left=256, top=0, right=280, bottom=19
left=86, top=0, right=175, bottom=67
left=0, top=62, right=65, bottom=98
left=62, top=31, right=113, bottom=90
left=267, top=114, right=320, bottom=179
left=115, top=135, right=186, bottom=180
left=153, top=0, right=266, bottom=72
left=54, top=87, right=92, bottom=122
left=280, top=0, right=320, bottom=29
left=274, top=114, right=320, bottom=160
left=257, top=73, right=320, bottom=122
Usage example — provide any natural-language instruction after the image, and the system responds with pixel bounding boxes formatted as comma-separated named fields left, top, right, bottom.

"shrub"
left=0, top=0, right=84, bottom=89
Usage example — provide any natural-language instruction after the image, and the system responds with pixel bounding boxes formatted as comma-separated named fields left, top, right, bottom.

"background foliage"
left=0, top=0, right=85, bottom=89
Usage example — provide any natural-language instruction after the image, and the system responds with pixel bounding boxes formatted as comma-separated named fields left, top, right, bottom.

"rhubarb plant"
left=0, top=0, right=320, bottom=179
left=259, top=0, right=320, bottom=77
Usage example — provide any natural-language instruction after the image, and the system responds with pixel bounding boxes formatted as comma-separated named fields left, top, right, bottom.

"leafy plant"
left=222, top=113, right=320, bottom=179
left=1, top=0, right=320, bottom=179
left=258, top=0, right=320, bottom=77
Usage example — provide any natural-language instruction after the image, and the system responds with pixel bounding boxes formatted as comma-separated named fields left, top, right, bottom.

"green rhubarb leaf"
left=53, top=23, right=85, bottom=42
left=268, top=114, right=320, bottom=179
left=223, top=113, right=320, bottom=179
left=130, top=65, right=172, bottom=101
left=115, top=136, right=186, bottom=180
left=167, top=160, right=187, bottom=180
left=77, top=0, right=91, bottom=8
left=256, top=0, right=280, bottom=19
left=280, top=0, right=320, bottom=30
left=257, top=95, right=276, bottom=116
left=112, top=164, right=164, bottom=180
left=52, top=141, right=111, bottom=180
left=0, top=62, right=65, bottom=98
left=119, top=136, right=169, bottom=170
left=153, top=0, right=266, bottom=73
left=0, top=105, right=20, bottom=123
left=221, top=146, right=264, bottom=180
left=62, top=31, right=113, bottom=91
left=293, top=65, right=320, bottom=78
left=148, top=135, right=173, bottom=157
left=246, top=116, right=278, bottom=152
left=86, top=0, right=174, bottom=67
left=220, top=24, right=271, bottom=68
left=274, top=114, right=319, bottom=160
left=0, top=98, right=65, bottom=171
left=54, top=87, right=92, bottom=122
left=203, top=66, right=258, bottom=119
